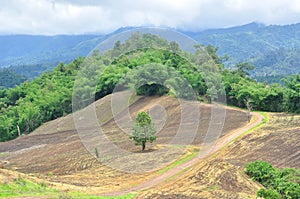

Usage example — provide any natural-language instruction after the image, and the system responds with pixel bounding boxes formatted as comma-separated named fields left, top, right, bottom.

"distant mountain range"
left=191, top=22, right=300, bottom=76
left=1, top=22, right=300, bottom=84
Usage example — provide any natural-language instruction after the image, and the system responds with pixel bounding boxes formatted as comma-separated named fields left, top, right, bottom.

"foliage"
left=245, top=161, right=300, bottom=199
left=0, top=176, right=135, bottom=198
left=193, top=22, right=300, bottom=78
left=284, top=75, right=300, bottom=113
left=130, top=111, right=157, bottom=151
left=0, top=69, right=27, bottom=88
left=1, top=32, right=300, bottom=142
left=0, top=176, right=56, bottom=198
left=0, top=58, right=81, bottom=141
left=257, top=188, right=281, bottom=199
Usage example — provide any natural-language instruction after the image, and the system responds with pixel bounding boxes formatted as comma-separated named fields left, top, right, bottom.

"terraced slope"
left=137, top=113, right=300, bottom=198
left=0, top=92, right=248, bottom=195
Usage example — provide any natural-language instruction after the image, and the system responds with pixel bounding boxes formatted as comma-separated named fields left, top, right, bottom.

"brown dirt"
left=137, top=113, right=300, bottom=199
left=0, top=92, right=249, bottom=195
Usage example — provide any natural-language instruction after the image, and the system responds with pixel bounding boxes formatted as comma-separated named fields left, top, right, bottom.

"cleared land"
left=0, top=92, right=248, bottom=195
left=137, top=113, right=300, bottom=199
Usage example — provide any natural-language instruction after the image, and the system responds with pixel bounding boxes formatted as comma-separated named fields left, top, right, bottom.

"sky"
left=1, top=0, right=300, bottom=35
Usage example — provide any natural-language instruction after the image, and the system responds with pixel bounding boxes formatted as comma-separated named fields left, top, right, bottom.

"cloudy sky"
left=1, top=0, right=300, bottom=35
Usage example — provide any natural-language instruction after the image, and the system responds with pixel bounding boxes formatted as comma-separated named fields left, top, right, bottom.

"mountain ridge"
left=1, top=22, right=300, bottom=83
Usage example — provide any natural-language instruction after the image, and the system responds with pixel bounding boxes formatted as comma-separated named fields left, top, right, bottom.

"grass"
left=0, top=176, right=58, bottom=198
left=219, top=111, right=268, bottom=151
left=163, top=167, right=191, bottom=182
left=204, top=184, right=221, bottom=192
left=157, top=149, right=199, bottom=174
left=0, top=153, right=9, bottom=157
left=0, top=176, right=136, bottom=199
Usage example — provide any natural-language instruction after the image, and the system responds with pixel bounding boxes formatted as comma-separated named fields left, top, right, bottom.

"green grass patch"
left=204, top=184, right=221, bottom=192
left=163, top=167, right=191, bottom=183
left=157, top=150, right=199, bottom=175
left=0, top=176, right=136, bottom=199
left=0, top=176, right=59, bottom=198
left=0, top=152, right=9, bottom=157
left=243, top=111, right=268, bottom=133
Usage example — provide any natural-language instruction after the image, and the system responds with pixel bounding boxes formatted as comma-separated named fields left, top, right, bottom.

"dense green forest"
left=246, top=161, right=300, bottom=199
left=0, top=33, right=300, bottom=142
left=0, top=69, right=27, bottom=88
left=3, top=23, right=300, bottom=84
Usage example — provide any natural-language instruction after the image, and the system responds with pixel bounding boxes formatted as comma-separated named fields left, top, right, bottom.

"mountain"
left=191, top=22, right=300, bottom=76
left=0, top=91, right=249, bottom=195
left=0, top=34, right=102, bottom=67
left=2, top=22, right=300, bottom=85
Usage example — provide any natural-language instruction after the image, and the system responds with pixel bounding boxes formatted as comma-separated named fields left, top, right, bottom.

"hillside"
left=1, top=32, right=300, bottom=144
left=0, top=32, right=299, bottom=198
left=1, top=94, right=299, bottom=198
left=0, top=34, right=101, bottom=69
left=137, top=113, right=300, bottom=198
left=0, top=92, right=249, bottom=195
left=2, top=23, right=300, bottom=86
left=192, top=22, right=300, bottom=77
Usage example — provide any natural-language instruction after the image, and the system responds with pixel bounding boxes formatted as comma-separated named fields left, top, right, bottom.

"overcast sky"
left=1, top=0, right=300, bottom=35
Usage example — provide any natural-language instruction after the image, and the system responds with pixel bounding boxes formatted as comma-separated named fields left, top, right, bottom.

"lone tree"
left=130, top=111, right=157, bottom=151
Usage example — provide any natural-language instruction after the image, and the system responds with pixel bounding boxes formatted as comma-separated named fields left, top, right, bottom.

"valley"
left=0, top=25, right=299, bottom=199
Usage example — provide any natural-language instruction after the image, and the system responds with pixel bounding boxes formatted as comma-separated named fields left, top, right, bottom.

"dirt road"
left=104, top=111, right=264, bottom=196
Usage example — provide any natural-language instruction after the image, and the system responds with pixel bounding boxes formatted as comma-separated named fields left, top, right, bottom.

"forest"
left=0, top=32, right=300, bottom=142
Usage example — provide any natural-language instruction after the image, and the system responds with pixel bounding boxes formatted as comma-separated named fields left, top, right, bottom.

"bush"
left=246, top=161, right=300, bottom=199
left=257, top=189, right=281, bottom=199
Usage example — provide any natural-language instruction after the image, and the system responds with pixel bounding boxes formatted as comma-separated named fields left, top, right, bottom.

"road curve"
left=6, top=112, right=264, bottom=199
left=104, top=111, right=265, bottom=196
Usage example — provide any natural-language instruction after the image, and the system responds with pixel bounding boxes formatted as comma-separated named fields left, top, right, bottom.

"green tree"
left=235, top=62, right=255, bottom=77
left=130, top=111, right=157, bottom=151
left=246, top=161, right=300, bottom=199
left=284, top=75, right=300, bottom=113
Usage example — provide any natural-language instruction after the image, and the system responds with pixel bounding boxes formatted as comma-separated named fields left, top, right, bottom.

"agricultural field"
left=0, top=93, right=249, bottom=197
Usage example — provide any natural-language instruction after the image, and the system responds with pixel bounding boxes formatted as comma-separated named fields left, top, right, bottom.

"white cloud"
left=0, top=0, right=300, bottom=35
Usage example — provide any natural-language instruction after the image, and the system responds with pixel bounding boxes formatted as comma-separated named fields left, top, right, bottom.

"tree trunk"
left=17, top=125, right=21, bottom=137
left=142, top=141, right=146, bottom=151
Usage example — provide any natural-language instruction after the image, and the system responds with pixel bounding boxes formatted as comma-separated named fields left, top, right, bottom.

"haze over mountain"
left=1, top=22, right=300, bottom=87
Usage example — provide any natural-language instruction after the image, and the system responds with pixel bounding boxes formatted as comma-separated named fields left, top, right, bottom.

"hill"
left=0, top=34, right=101, bottom=68
left=0, top=92, right=249, bottom=195
left=1, top=94, right=299, bottom=198
left=0, top=31, right=299, bottom=198
left=137, top=113, right=300, bottom=198
left=2, top=23, right=300, bottom=86
left=1, top=32, right=300, bottom=143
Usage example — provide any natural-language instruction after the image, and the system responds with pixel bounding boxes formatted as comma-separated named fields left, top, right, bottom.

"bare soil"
left=0, top=92, right=249, bottom=195
left=137, top=113, right=300, bottom=198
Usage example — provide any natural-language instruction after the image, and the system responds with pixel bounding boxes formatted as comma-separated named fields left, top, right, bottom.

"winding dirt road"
left=104, top=111, right=264, bottom=196
left=5, top=112, right=264, bottom=199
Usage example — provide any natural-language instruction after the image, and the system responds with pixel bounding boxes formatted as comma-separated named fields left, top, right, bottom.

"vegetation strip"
left=245, top=161, right=300, bottom=199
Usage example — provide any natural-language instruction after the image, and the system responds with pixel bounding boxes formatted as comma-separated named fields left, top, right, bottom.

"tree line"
left=0, top=32, right=300, bottom=142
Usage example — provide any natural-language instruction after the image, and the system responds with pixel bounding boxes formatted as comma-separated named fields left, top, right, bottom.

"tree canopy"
left=129, top=111, right=157, bottom=151
left=0, top=32, right=300, bottom=142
